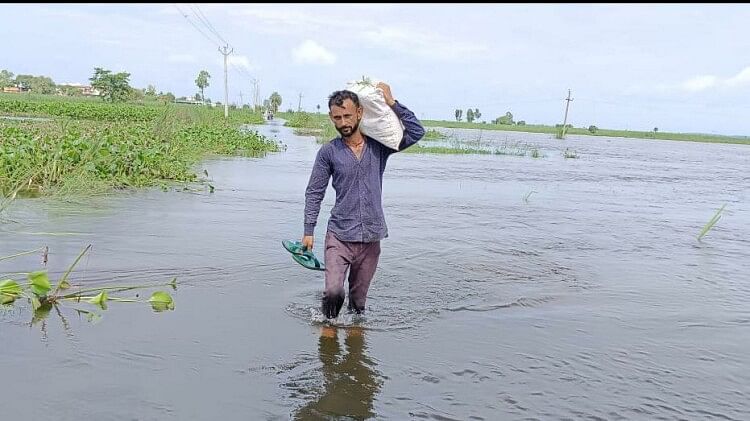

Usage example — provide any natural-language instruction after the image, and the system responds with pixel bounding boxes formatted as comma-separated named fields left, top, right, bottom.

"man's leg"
left=322, top=231, right=350, bottom=319
left=347, top=241, right=381, bottom=314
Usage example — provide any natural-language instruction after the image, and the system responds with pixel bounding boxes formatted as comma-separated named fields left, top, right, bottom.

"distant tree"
left=89, top=67, right=132, bottom=102
left=269, top=92, right=282, bottom=113
left=157, top=91, right=175, bottom=104
left=317, top=104, right=321, bottom=113
left=15, top=74, right=56, bottom=94
left=588, top=125, right=598, bottom=134
left=195, top=92, right=203, bottom=101
left=466, top=108, right=475, bottom=123
left=496, top=111, right=514, bottom=125
left=653, top=127, right=658, bottom=132
left=195, top=70, right=210, bottom=105
left=474, top=108, right=481, bottom=121
left=128, top=87, right=145, bottom=101
left=517, top=120, right=526, bottom=126
left=145, top=84, right=157, bottom=97
left=455, top=108, right=463, bottom=122
left=0, top=69, right=14, bottom=88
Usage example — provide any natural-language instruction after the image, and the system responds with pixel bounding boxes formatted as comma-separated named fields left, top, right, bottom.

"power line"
left=173, top=4, right=222, bottom=49
left=189, top=4, right=230, bottom=48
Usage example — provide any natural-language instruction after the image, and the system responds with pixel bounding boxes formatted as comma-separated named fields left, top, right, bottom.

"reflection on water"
left=292, top=326, right=382, bottom=420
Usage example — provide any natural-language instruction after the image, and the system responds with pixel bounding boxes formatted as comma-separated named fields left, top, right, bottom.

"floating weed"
left=563, top=148, right=579, bottom=159
left=1, top=244, right=178, bottom=328
left=523, top=190, right=537, bottom=203
left=697, top=203, right=726, bottom=242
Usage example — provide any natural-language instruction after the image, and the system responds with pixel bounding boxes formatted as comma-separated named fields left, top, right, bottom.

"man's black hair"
left=328, top=90, right=360, bottom=109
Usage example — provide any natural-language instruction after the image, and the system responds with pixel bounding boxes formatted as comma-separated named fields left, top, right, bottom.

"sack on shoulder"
left=345, top=77, right=404, bottom=150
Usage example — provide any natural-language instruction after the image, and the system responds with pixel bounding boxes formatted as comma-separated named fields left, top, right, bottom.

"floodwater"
left=2, top=120, right=749, bottom=420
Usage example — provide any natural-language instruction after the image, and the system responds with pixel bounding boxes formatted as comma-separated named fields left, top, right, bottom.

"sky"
left=3, top=3, right=750, bottom=136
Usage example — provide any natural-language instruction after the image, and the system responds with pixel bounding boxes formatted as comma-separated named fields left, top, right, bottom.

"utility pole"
left=298, top=92, right=303, bottom=112
left=561, top=88, right=573, bottom=138
left=219, top=44, right=233, bottom=118
left=239, top=91, right=243, bottom=107
left=252, top=78, right=259, bottom=110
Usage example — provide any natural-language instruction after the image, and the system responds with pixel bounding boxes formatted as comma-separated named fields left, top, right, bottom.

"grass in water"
left=697, top=203, right=726, bottom=241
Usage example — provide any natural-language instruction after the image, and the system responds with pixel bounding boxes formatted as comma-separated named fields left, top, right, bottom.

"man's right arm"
left=304, top=146, right=332, bottom=238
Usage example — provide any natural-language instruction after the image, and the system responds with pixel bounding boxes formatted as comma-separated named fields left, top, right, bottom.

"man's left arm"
left=376, top=82, right=425, bottom=153
left=391, top=101, right=425, bottom=152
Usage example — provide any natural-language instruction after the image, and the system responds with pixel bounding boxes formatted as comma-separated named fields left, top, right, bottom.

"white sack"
left=344, top=78, right=404, bottom=150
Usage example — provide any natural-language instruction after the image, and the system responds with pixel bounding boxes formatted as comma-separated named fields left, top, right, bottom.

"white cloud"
left=725, top=66, right=750, bottom=87
left=167, top=54, right=197, bottom=64
left=362, top=27, right=489, bottom=61
left=227, top=55, right=256, bottom=71
left=681, top=75, right=717, bottom=92
left=292, top=40, right=336, bottom=65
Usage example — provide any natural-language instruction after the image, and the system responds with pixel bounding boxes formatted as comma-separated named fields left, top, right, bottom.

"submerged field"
left=0, top=95, right=280, bottom=198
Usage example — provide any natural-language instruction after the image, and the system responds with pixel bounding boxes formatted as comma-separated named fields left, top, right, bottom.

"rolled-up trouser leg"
left=347, top=241, right=381, bottom=313
left=322, top=231, right=348, bottom=319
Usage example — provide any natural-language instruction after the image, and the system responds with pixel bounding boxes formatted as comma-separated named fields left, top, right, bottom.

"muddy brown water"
left=1, top=120, right=749, bottom=420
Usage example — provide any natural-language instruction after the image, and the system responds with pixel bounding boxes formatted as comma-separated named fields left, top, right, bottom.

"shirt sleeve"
left=389, top=101, right=426, bottom=153
left=304, top=146, right=332, bottom=235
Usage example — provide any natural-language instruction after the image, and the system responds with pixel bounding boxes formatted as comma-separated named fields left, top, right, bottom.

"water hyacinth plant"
left=0, top=244, right=177, bottom=327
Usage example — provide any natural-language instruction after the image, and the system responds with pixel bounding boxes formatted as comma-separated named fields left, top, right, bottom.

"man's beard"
left=336, top=119, right=361, bottom=138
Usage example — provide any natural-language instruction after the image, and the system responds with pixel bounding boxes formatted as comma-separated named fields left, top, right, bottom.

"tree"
left=269, top=92, right=282, bottom=113
left=317, top=104, right=321, bottom=114
left=517, top=120, right=526, bottom=126
left=0, top=69, right=14, bottom=88
left=466, top=108, right=475, bottom=123
left=588, top=125, right=598, bottom=134
left=474, top=108, right=481, bottom=121
left=128, top=87, right=144, bottom=101
left=454, top=108, right=463, bottom=122
left=195, top=70, right=210, bottom=105
left=496, top=111, right=514, bottom=125
left=15, top=74, right=56, bottom=94
left=89, top=67, right=132, bottom=102
left=157, top=91, right=175, bottom=104
left=145, top=84, right=157, bottom=97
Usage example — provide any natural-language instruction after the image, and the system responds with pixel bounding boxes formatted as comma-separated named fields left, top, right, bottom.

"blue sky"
left=4, top=3, right=750, bottom=136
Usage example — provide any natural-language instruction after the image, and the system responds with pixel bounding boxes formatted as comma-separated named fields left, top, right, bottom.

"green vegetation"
left=698, top=204, right=726, bottom=242
left=1, top=245, right=177, bottom=328
left=423, top=119, right=750, bottom=145
left=0, top=95, right=278, bottom=198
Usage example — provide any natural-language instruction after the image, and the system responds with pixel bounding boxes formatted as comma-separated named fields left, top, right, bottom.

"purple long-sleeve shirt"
left=304, top=101, right=426, bottom=242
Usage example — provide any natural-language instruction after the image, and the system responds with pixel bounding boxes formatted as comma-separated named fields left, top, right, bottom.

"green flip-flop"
left=282, top=240, right=326, bottom=271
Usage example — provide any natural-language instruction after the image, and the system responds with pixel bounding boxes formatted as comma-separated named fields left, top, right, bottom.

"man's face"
left=329, top=99, right=362, bottom=138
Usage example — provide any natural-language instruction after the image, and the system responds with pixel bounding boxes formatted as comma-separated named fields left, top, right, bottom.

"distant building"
left=57, top=83, right=101, bottom=96
left=2, top=86, right=22, bottom=93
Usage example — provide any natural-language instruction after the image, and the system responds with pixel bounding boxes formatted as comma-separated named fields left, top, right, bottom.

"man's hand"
left=376, top=82, right=396, bottom=107
left=301, top=235, right=314, bottom=252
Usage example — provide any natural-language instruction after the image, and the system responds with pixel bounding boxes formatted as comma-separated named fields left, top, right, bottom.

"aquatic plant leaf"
left=57, top=280, right=71, bottom=290
left=698, top=204, right=726, bottom=241
left=149, top=291, right=175, bottom=312
left=28, top=271, right=51, bottom=297
left=0, top=279, right=22, bottom=296
left=32, top=302, right=52, bottom=325
left=88, top=291, right=109, bottom=310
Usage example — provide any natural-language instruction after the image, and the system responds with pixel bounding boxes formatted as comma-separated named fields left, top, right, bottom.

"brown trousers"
left=321, top=230, right=381, bottom=318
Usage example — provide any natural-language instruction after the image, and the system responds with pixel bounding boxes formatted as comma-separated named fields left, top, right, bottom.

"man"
left=302, top=82, right=425, bottom=319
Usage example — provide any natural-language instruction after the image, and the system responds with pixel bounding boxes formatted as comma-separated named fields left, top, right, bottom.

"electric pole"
left=252, top=78, right=259, bottom=110
left=298, top=92, right=303, bottom=112
left=219, top=44, right=233, bottom=118
left=561, top=89, right=573, bottom=138
left=239, top=91, right=243, bottom=107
